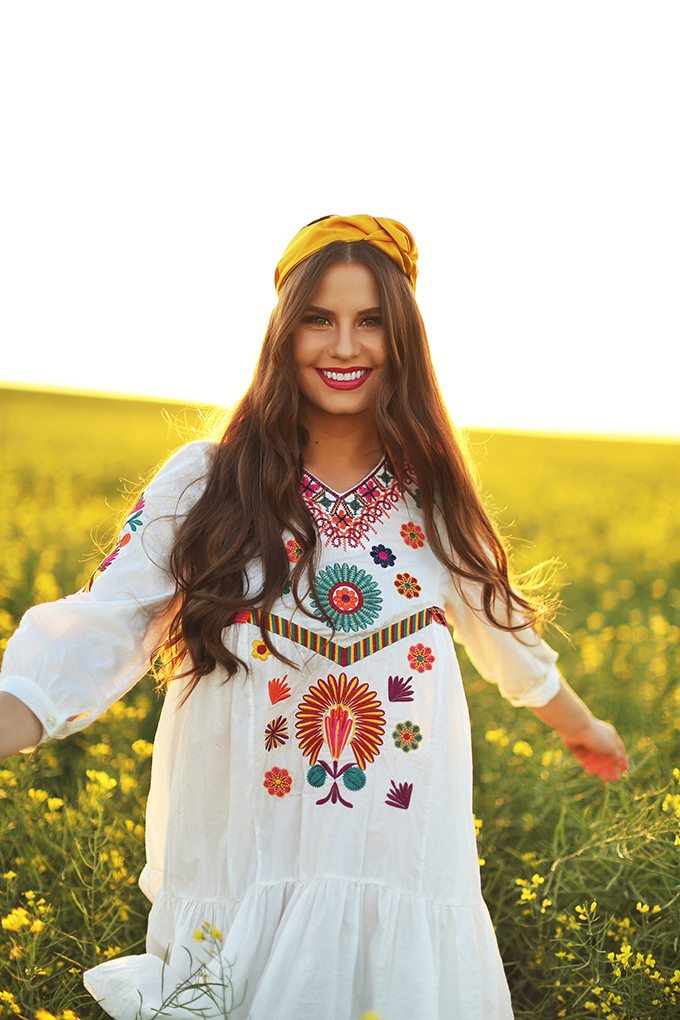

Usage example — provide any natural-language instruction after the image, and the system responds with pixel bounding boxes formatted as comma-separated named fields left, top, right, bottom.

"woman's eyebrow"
left=306, top=305, right=382, bottom=316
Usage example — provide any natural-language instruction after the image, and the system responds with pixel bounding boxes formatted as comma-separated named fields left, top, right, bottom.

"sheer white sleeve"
left=0, top=440, right=214, bottom=743
left=436, top=513, right=562, bottom=708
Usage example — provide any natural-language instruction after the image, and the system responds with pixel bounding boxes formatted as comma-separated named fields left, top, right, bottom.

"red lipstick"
left=315, top=368, right=372, bottom=390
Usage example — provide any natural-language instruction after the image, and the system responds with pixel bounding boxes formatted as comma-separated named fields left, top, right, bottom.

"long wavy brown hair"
left=154, top=229, right=558, bottom=701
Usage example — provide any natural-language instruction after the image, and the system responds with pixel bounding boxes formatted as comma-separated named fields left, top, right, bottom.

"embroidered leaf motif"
left=385, top=780, right=413, bottom=810
left=268, top=676, right=291, bottom=704
left=307, top=764, right=327, bottom=788
left=388, top=675, right=414, bottom=702
left=342, top=766, right=367, bottom=791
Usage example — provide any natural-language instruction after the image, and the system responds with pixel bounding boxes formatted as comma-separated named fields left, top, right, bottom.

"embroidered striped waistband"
left=230, top=605, right=448, bottom=667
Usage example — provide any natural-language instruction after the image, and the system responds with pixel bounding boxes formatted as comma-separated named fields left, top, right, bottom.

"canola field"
left=1, top=386, right=679, bottom=1020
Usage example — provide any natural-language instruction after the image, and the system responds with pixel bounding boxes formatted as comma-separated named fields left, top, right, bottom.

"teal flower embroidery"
left=392, top=720, right=423, bottom=753
left=311, top=563, right=382, bottom=633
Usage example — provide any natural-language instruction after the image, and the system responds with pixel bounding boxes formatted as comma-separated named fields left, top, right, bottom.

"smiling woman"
left=0, top=214, right=628, bottom=1020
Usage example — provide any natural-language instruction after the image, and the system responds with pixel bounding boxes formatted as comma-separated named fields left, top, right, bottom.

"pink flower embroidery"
left=407, top=643, right=435, bottom=673
left=400, top=521, right=425, bottom=549
left=263, top=766, right=293, bottom=798
left=286, top=539, right=303, bottom=564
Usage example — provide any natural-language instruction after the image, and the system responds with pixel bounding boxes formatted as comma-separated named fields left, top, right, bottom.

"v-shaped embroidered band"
left=231, top=606, right=448, bottom=667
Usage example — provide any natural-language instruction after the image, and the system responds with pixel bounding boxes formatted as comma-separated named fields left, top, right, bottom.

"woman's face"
left=291, top=262, right=387, bottom=420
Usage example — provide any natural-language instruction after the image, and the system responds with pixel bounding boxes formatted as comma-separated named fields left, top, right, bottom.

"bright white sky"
left=1, top=1, right=678, bottom=437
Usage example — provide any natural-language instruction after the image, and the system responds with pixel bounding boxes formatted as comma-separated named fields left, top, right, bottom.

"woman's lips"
left=315, top=368, right=372, bottom=390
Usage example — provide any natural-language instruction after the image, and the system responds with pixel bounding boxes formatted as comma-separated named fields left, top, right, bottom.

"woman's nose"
left=329, top=321, right=360, bottom=358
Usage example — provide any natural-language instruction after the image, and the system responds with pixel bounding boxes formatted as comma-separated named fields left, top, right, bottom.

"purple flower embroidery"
left=388, top=675, right=414, bottom=702
left=385, top=780, right=413, bottom=810
left=264, top=716, right=289, bottom=751
left=370, top=544, right=396, bottom=568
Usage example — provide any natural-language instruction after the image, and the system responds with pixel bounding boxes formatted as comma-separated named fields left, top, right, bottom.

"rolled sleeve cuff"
left=501, top=664, right=563, bottom=709
left=0, top=675, right=65, bottom=743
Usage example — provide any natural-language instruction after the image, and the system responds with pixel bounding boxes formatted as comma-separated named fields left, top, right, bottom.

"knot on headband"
left=274, top=214, right=418, bottom=293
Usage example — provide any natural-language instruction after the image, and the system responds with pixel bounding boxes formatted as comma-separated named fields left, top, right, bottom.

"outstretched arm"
left=0, top=692, right=43, bottom=759
left=529, top=677, right=628, bottom=782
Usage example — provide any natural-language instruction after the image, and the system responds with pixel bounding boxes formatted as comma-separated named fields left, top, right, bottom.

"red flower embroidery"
left=296, top=672, right=386, bottom=770
left=407, top=643, right=435, bottom=673
left=263, top=766, right=293, bottom=798
left=268, top=676, right=291, bottom=704
left=400, top=521, right=425, bottom=549
left=394, top=572, right=421, bottom=599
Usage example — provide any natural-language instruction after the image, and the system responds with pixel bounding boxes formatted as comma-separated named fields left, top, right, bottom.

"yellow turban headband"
left=274, top=214, right=418, bottom=293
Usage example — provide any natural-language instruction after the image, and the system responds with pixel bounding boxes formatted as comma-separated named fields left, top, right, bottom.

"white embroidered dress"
left=0, top=441, right=562, bottom=1020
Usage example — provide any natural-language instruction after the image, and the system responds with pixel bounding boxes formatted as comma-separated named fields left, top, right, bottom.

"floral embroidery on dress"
left=264, top=716, right=289, bottom=751
left=268, top=676, right=291, bottom=704
left=388, top=675, right=414, bottom=702
left=392, top=720, right=423, bottom=752
left=370, top=544, right=396, bottom=568
left=301, top=459, right=414, bottom=551
left=400, top=521, right=425, bottom=549
left=407, top=643, right=435, bottom=673
left=385, top=780, right=413, bottom=809
left=263, top=766, right=292, bottom=798
left=286, top=538, right=303, bottom=563
left=296, top=672, right=386, bottom=770
left=252, top=639, right=271, bottom=661
left=394, top=572, right=421, bottom=599
left=311, top=563, right=382, bottom=633
left=84, top=496, right=146, bottom=592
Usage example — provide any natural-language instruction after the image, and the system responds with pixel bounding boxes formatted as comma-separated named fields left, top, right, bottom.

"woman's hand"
left=560, top=717, right=629, bottom=783
left=530, top=679, right=629, bottom=783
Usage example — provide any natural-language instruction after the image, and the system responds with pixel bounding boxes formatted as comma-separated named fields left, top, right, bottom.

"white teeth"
left=321, top=369, right=368, bottom=381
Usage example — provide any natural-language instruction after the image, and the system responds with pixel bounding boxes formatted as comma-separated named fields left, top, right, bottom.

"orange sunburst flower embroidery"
left=296, top=672, right=386, bottom=770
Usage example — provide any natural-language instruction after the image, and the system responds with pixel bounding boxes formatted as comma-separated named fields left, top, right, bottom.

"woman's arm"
left=529, top=677, right=628, bottom=782
left=0, top=692, right=43, bottom=758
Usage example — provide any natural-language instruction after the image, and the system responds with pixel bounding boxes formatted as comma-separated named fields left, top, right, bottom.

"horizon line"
left=2, top=379, right=679, bottom=446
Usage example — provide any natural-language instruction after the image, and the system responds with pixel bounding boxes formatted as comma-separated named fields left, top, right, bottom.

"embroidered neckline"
left=300, top=457, right=414, bottom=551
left=301, top=456, right=388, bottom=502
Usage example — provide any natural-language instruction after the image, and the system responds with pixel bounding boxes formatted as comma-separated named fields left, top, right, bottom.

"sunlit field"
left=1, top=387, right=679, bottom=1020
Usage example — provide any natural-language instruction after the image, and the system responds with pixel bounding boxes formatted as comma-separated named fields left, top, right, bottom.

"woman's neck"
left=300, top=408, right=384, bottom=493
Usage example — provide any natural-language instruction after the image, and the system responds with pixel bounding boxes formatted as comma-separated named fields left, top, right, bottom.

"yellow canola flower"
left=47, top=797, right=64, bottom=812
left=3, top=870, right=17, bottom=880
left=132, top=738, right=154, bottom=759
left=513, top=740, right=533, bottom=758
left=30, top=918, right=45, bottom=933
left=86, top=769, right=118, bottom=792
left=210, top=926, right=223, bottom=940
left=28, top=788, right=49, bottom=804
left=485, top=727, right=509, bottom=746
left=61, top=1012, right=82, bottom=1020
left=35, top=1010, right=57, bottom=1020
left=637, top=901, right=650, bottom=913
left=193, top=929, right=206, bottom=941
left=2, top=906, right=31, bottom=930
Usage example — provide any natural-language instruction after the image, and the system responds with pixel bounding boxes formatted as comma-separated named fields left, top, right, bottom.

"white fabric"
left=0, top=441, right=562, bottom=1020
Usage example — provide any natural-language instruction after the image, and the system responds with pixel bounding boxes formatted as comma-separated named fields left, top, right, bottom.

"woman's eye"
left=303, top=315, right=330, bottom=326
left=362, top=317, right=382, bottom=327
